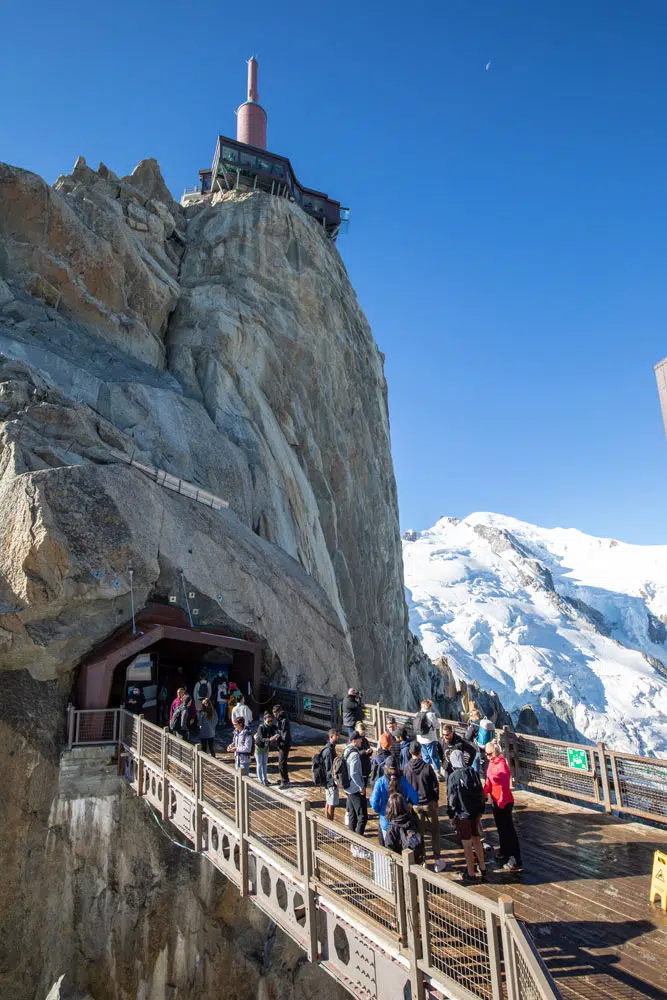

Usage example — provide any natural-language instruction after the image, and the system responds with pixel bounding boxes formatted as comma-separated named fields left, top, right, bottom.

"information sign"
left=303, top=696, right=312, bottom=711
left=567, top=747, right=588, bottom=771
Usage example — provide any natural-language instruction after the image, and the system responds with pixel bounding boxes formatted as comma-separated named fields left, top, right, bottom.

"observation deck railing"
left=66, top=706, right=561, bottom=1000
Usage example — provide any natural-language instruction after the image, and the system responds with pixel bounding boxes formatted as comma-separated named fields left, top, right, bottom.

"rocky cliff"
left=0, top=154, right=414, bottom=1000
left=0, top=156, right=409, bottom=700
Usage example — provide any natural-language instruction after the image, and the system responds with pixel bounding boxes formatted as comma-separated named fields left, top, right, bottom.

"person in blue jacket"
left=370, top=763, right=418, bottom=844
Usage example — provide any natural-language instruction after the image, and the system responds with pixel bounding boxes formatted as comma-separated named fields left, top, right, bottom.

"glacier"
left=403, top=513, right=667, bottom=757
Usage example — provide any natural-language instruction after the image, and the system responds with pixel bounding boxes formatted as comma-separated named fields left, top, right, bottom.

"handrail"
left=67, top=707, right=560, bottom=1000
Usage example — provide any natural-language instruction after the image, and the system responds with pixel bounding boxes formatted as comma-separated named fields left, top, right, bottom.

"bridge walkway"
left=264, top=735, right=667, bottom=1000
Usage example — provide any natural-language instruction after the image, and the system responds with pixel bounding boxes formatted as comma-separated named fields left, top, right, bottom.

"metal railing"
left=68, top=689, right=667, bottom=828
left=65, top=706, right=560, bottom=1000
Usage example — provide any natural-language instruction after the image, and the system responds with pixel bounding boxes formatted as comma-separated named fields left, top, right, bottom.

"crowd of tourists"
left=314, top=689, right=523, bottom=881
left=158, top=676, right=521, bottom=881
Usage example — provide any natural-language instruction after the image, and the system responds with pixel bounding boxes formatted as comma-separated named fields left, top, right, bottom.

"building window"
left=272, top=162, right=285, bottom=179
left=240, top=151, right=257, bottom=168
left=222, top=145, right=239, bottom=163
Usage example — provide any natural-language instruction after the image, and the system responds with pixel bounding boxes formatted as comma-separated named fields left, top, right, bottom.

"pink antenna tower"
left=236, top=56, right=267, bottom=150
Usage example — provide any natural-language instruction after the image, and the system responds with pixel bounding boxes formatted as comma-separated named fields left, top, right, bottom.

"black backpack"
left=311, top=750, right=327, bottom=787
left=399, top=822, right=425, bottom=862
left=455, top=767, right=486, bottom=815
left=418, top=711, right=431, bottom=736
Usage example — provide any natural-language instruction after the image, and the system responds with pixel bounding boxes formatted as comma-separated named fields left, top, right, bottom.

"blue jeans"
left=421, top=741, right=441, bottom=771
left=347, top=726, right=356, bottom=738
left=256, top=749, right=269, bottom=782
left=235, top=757, right=250, bottom=776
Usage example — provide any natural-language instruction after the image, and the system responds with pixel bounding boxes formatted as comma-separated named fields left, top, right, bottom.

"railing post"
left=597, top=742, right=613, bottom=812
left=194, top=748, right=203, bottom=852
left=330, top=695, right=337, bottom=729
left=299, top=801, right=318, bottom=963
left=136, top=715, right=145, bottom=796
left=161, top=730, right=170, bottom=821
left=504, top=726, right=520, bottom=785
left=608, top=750, right=622, bottom=813
left=486, top=909, right=504, bottom=1000
left=67, top=703, right=75, bottom=750
left=401, top=851, right=425, bottom=1000
left=237, top=772, right=249, bottom=897
left=497, top=897, right=518, bottom=1000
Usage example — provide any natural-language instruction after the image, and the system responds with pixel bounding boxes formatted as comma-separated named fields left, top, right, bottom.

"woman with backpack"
left=415, top=699, right=441, bottom=772
left=384, top=793, right=425, bottom=863
left=198, top=697, right=218, bottom=756
left=369, top=763, right=418, bottom=845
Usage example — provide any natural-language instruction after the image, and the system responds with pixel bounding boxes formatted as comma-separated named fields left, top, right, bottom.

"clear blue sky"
left=3, top=0, right=666, bottom=544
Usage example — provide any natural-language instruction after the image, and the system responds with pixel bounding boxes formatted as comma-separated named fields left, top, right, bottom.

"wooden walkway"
left=215, top=731, right=667, bottom=1000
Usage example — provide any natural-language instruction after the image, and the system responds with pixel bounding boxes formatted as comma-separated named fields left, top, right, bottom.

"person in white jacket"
left=415, top=699, right=441, bottom=772
left=231, top=694, right=253, bottom=728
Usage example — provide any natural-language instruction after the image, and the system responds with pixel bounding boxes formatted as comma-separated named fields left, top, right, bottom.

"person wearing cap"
left=342, top=687, right=364, bottom=738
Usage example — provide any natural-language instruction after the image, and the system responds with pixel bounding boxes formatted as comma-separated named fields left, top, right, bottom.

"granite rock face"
left=0, top=158, right=409, bottom=700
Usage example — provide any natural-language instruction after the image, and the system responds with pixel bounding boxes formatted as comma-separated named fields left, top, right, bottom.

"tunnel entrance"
left=77, top=604, right=262, bottom=721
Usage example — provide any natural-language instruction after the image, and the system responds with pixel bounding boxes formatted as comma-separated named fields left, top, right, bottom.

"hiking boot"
left=476, top=867, right=488, bottom=882
left=279, top=782, right=290, bottom=790
left=459, top=871, right=478, bottom=884
left=502, top=857, right=522, bottom=872
left=481, top=840, right=493, bottom=852
left=433, top=859, right=449, bottom=873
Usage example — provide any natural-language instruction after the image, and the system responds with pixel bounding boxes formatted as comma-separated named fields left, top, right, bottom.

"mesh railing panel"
left=316, top=858, right=399, bottom=933
left=613, top=755, right=667, bottom=819
left=385, top=709, right=415, bottom=738
left=166, top=736, right=194, bottom=784
left=201, top=757, right=237, bottom=823
left=142, top=723, right=162, bottom=766
left=421, top=878, right=495, bottom=1000
left=517, top=760, right=597, bottom=798
left=75, top=710, right=117, bottom=744
left=120, top=711, right=138, bottom=750
left=362, top=706, right=378, bottom=743
left=246, top=783, right=299, bottom=870
left=313, top=823, right=399, bottom=932
left=515, top=946, right=543, bottom=1000
left=515, top=737, right=593, bottom=771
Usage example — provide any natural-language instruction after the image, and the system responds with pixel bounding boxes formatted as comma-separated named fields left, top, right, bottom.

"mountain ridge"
left=403, top=512, right=667, bottom=756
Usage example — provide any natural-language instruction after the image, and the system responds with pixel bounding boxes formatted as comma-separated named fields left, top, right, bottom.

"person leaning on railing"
left=270, top=704, right=292, bottom=789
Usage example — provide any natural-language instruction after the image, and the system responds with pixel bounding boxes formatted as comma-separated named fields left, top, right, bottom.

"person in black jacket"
left=271, top=704, right=292, bottom=789
left=403, top=742, right=444, bottom=867
left=353, top=721, right=373, bottom=786
left=447, top=749, right=487, bottom=883
left=370, top=733, right=400, bottom=784
left=342, top=689, right=364, bottom=737
left=384, top=793, right=424, bottom=863
left=441, top=725, right=477, bottom=776
left=320, top=728, right=339, bottom=820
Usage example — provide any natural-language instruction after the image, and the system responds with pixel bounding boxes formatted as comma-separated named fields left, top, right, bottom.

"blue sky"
left=3, top=0, right=666, bottom=544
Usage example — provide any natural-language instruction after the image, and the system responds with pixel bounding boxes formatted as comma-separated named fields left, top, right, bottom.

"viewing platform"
left=65, top=698, right=667, bottom=1000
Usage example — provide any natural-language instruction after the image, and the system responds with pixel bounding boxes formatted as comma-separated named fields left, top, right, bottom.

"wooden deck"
left=215, top=731, right=667, bottom=1000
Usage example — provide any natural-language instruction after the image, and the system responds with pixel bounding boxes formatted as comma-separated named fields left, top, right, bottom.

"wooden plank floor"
left=214, top=729, right=667, bottom=1000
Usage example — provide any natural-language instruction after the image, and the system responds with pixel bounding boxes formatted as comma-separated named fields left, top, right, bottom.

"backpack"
left=337, top=747, right=358, bottom=790
left=455, top=767, right=486, bottom=816
left=399, top=822, right=424, bottom=862
left=418, top=711, right=431, bottom=737
left=477, top=718, right=495, bottom=748
left=311, top=750, right=327, bottom=787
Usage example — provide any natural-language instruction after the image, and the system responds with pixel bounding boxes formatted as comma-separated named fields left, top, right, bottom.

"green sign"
left=567, top=747, right=588, bottom=771
left=303, top=696, right=311, bottom=712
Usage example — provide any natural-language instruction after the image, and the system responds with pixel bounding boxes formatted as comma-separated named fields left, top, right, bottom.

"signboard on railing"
left=303, top=696, right=312, bottom=711
left=567, top=747, right=588, bottom=771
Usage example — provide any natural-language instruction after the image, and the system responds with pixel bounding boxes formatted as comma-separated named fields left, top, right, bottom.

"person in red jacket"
left=484, top=742, right=522, bottom=872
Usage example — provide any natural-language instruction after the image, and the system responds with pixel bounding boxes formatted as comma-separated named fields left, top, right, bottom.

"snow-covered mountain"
left=403, top=513, right=667, bottom=757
